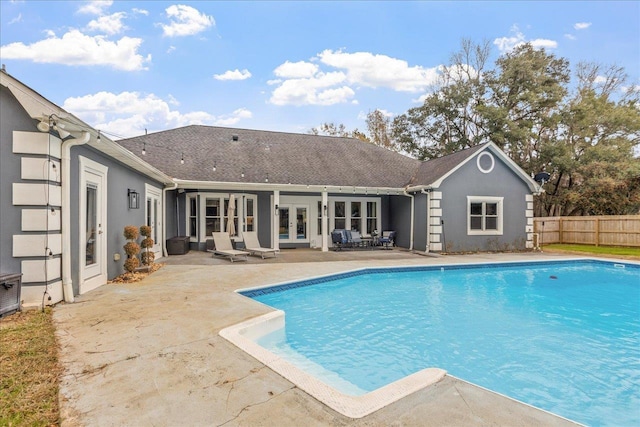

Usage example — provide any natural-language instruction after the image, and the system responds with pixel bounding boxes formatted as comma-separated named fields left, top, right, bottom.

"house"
left=0, top=70, right=541, bottom=308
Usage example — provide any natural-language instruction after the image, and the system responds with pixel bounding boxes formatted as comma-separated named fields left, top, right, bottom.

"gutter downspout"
left=61, top=131, right=90, bottom=303
left=162, top=182, right=178, bottom=257
left=402, top=190, right=415, bottom=251
left=421, top=188, right=432, bottom=253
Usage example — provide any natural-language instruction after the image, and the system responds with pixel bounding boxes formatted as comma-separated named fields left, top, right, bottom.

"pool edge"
left=219, top=310, right=447, bottom=419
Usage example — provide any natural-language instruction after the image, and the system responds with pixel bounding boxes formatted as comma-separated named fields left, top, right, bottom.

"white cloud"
left=564, top=34, right=577, bottom=40
left=274, top=61, right=319, bottom=78
left=494, top=26, right=558, bottom=53
left=78, top=0, right=113, bottom=15
left=63, top=91, right=251, bottom=137
left=574, top=22, right=592, bottom=30
left=269, top=50, right=442, bottom=106
left=269, top=71, right=353, bottom=106
left=161, top=5, right=214, bottom=37
left=132, top=8, right=149, bottom=16
left=214, top=69, right=252, bottom=81
left=594, top=75, right=608, bottom=84
left=86, top=12, right=127, bottom=35
left=0, top=29, right=150, bottom=71
left=357, top=109, right=394, bottom=120
left=167, top=45, right=176, bottom=54
left=318, top=50, right=440, bottom=92
left=8, top=13, right=22, bottom=25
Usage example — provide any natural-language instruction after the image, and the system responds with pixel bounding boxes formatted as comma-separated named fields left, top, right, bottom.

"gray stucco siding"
left=438, top=149, right=530, bottom=252
left=69, top=144, right=163, bottom=295
left=388, top=195, right=411, bottom=248
left=413, top=192, right=428, bottom=251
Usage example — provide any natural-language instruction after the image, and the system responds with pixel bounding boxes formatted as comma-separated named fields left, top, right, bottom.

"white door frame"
left=145, top=183, right=163, bottom=259
left=278, top=203, right=309, bottom=243
left=79, top=156, right=108, bottom=294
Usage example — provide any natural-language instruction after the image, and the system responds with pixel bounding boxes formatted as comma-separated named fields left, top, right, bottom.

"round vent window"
left=477, top=152, right=495, bottom=174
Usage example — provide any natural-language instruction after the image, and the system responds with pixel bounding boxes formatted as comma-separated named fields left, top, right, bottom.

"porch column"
left=273, top=190, right=279, bottom=251
left=321, top=190, right=328, bottom=252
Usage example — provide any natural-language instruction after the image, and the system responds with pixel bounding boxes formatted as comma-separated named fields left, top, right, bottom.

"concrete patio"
left=54, top=249, right=581, bottom=426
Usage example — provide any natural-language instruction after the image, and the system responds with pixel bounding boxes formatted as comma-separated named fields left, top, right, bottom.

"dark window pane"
left=335, top=202, right=345, bottom=218
left=350, top=218, right=360, bottom=232
left=351, top=202, right=361, bottom=217
left=486, top=203, right=498, bottom=216
left=470, top=217, right=482, bottom=230
left=367, top=218, right=377, bottom=234
left=367, top=201, right=376, bottom=217
left=189, top=218, right=197, bottom=237
left=470, top=203, right=483, bottom=215
left=486, top=217, right=498, bottom=230
left=335, top=219, right=345, bottom=229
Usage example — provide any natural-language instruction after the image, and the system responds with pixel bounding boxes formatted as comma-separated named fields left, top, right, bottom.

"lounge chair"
left=378, top=230, right=396, bottom=249
left=350, top=230, right=367, bottom=248
left=243, top=231, right=277, bottom=259
left=208, top=232, right=250, bottom=262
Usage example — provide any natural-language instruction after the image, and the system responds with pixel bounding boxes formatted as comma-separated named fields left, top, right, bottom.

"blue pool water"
left=245, top=260, right=640, bottom=426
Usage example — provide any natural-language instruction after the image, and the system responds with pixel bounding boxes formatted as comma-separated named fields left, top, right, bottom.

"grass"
left=0, top=308, right=61, bottom=427
left=542, top=243, right=640, bottom=259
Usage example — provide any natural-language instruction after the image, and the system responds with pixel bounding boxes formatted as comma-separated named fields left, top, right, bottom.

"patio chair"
left=378, top=230, right=396, bottom=250
left=243, top=231, right=277, bottom=259
left=331, top=229, right=349, bottom=251
left=350, top=230, right=367, bottom=248
left=208, top=232, right=250, bottom=262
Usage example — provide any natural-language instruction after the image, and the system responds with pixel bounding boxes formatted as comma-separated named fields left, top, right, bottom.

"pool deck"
left=54, top=249, right=585, bottom=426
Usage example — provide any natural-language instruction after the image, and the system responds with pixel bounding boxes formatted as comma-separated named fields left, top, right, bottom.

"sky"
left=1, top=1, right=639, bottom=140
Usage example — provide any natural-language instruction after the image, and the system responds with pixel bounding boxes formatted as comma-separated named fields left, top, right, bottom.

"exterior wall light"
left=128, top=189, right=140, bottom=209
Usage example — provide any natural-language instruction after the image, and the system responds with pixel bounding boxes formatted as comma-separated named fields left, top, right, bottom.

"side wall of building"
left=437, top=147, right=531, bottom=252
left=69, top=144, right=164, bottom=296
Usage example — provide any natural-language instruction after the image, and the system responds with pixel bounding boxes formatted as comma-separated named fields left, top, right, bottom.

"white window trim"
left=330, top=196, right=381, bottom=237
left=467, top=196, right=503, bottom=235
left=185, top=192, right=258, bottom=243
left=186, top=193, right=198, bottom=242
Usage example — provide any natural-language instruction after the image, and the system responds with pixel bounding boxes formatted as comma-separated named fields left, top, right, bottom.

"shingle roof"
left=116, top=125, right=422, bottom=188
left=407, top=144, right=487, bottom=187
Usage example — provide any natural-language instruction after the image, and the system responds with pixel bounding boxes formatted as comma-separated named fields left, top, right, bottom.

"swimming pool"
left=223, top=259, right=640, bottom=424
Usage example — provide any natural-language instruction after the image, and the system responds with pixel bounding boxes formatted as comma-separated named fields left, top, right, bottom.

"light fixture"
left=37, top=118, right=50, bottom=132
left=265, top=173, right=269, bottom=183
left=275, top=204, right=279, bottom=215
left=181, top=152, right=184, bottom=165
left=128, top=189, right=140, bottom=209
left=53, top=123, right=70, bottom=139
left=241, top=170, right=245, bottom=178
left=353, top=187, right=356, bottom=194
left=323, top=204, right=328, bottom=214
left=212, top=161, right=216, bottom=172
left=142, top=141, right=146, bottom=155
left=306, top=184, right=310, bottom=189
left=97, top=130, right=101, bottom=142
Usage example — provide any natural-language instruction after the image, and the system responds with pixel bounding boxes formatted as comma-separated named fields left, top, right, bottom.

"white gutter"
left=61, top=131, right=90, bottom=303
left=421, top=188, right=432, bottom=253
left=162, top=181, right=178, bottom=257
left=402, top=190, right=415, bottom=251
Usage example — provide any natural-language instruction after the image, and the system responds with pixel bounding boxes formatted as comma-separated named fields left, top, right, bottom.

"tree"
left=482, top=43, right=570, bottom=175
left=365, top=109, right=396, bottom=149
left=309, top=122, right=369, bottom=141
left=392, top=39, right=491, bottom=159
left=537, top=63, right=640, bottom=216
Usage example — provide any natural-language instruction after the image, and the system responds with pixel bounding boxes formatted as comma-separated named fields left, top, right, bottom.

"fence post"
left=559, top=218, right=563, bottom=244
left=595, top=217, right=600, bottom=246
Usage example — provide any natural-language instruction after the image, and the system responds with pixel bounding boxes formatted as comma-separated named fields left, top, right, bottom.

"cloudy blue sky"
left=1, top=1, right=638, bottom=139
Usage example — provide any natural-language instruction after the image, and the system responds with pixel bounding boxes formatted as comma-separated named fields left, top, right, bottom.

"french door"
left=278, top=205, right=308, bottom=243
left=79, top=157, right=108, bottom=294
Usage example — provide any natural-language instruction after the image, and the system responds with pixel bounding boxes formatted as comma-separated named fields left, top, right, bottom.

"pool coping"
left=220, top=257, right=639, bottom=420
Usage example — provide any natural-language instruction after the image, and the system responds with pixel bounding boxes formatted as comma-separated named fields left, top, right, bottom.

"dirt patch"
left=108, top=262, right=164, bottom=284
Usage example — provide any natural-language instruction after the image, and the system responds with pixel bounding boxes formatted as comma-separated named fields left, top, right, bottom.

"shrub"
left=123, top=225, right=141, bottom=273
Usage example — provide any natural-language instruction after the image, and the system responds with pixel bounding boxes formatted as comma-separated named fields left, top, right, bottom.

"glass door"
left=278, top=205, right=308, bottom=243
left=80, top=156, right=108, bottom=294
left=145, top=185, right=162, bottom=258
left=279, top=207, right=290, bottom=240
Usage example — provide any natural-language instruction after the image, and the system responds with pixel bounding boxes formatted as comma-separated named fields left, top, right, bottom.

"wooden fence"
left=532, top=215, right=640, bottom=247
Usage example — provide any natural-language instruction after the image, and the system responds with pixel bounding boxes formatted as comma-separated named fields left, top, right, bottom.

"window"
left=334, top=201, right=346, bottom=229
left=317, top=201, right=322, bottom=235
left=205, top=198, right=222, bottom=236
left=350, top=202, right=361, bottom=232
left=467, top=196, right=503, bottom=235
left=187, top=195, right=197, bottom=238
left=246, top=198, right=255, bottom=232
left=366, top=201, right=378, bottom=235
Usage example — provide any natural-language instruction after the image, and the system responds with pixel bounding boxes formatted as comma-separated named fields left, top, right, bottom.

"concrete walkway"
left=54, top=250, right=581, bottom=426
